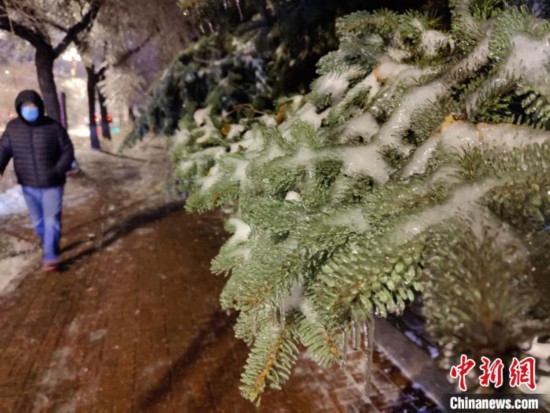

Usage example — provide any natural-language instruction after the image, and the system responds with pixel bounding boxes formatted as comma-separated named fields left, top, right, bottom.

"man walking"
left=0, top=90, right=75, bottom=272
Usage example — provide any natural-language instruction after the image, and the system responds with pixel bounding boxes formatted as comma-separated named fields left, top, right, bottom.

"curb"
left=374, top=317, right=453, bottom=410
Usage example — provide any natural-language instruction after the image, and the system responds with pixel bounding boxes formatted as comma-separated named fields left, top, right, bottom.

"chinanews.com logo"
left=444, top=354, right=548, bottom=412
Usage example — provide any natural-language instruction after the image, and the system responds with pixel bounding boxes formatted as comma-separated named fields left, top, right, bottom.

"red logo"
left=479, top=356, right=504, bottom=388
left=509, top=357, right=536, bottom=391
left=450, top=355, right=537, bottom=391
left=450, top=355, right=476, bottom=392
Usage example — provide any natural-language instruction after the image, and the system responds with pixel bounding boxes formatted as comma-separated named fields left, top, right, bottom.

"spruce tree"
left=132, top=0, right=550, bottom=406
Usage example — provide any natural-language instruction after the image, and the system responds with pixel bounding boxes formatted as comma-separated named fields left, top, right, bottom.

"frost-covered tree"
left=179, top=0, right=453, bottom=95
left=125, top=0, right=453, bottom=148
left=0, top=0, right=100, bottom=121
left=0, top=30, right=33, bottom=64
left=160, top=0, right=550, bottom=405
left=67, top=0, right=191, bottom=146
left=96, top=0, right=192, bottom=111
left=122, top=32, right=272, bottom=149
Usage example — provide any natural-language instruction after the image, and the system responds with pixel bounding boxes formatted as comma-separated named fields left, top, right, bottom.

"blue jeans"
left=21, top=186, right=64, bottom=264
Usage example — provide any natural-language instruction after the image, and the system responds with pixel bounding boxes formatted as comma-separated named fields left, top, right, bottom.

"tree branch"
left=41, top=16, right=69, bottom=33
left=112, top=34, right=154, bottom=68
left=53, top=1, right=100, bottom=57
left=0, top=0, right=48, bottom=48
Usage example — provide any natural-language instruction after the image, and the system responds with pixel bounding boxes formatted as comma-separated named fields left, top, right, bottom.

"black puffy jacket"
left=0, top=90, right=74, bottom=188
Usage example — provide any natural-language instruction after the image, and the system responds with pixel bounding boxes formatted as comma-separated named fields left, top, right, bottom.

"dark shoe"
left=42, top=261, right=59, bottom=272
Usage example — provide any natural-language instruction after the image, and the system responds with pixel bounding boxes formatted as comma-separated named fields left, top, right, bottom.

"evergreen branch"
left=295, top=313, right=341, bottom=366
left=240, top=318, right=299, bottom=404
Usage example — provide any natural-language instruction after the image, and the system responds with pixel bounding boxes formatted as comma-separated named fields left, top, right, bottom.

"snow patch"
left=285, top=191, right=302, bottom=202
left=506, top=34, right=550, bottom=95
left=313, top=72, right=351, bottom=103
left=89, top=329, right=107, bottom=342
left=231, top=158, right=250, bottom=184
left=229, top=133, right=263, bottom=154
left=403, top=121, right=550, bottom=178
left=0, top=250, right=40, bottom=296
left=193, top=106, right=212, bottom=127
left=477, top=123, right=550, bottom=148
left=40, top=347, right=76, bottom=387
left=282, top=282, right=305, bottom=313
left=374, top=60, right=412, bottom=82
left=226, top=218, right=251, bottom=245
left=450, top=38, right=490, bottom=78
left=226, top=124, right=246, bottom=140
left=376, top=81, right=446, bottom=152
left=357, top=73, right=381, bottom=100
left=296, top=103, right=329, bottom=130
left=421, top=30, right=453, bottom=57
left=330, top=208, right=369, bottom=234
left=391, top=180, right=498, bottom=244
left=199, top=165, right=223, bottom=192
left=339, top=145, right=392, bottom=184
left=0, top=185, right=27, bottom=217
left=342, top=113, right=379, bottom=142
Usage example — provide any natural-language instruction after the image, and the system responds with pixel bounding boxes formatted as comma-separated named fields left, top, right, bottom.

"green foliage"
left=141, top=2, right=550, bottom=404
left=123, top=33, right=271, bottom=148
left=239, top=319, right=300, bottom=404
left=483, top=174, right=550, bottom=231
left=295, top=313, right=342, bottom=366
left=421, top=223, right=543, bottom=366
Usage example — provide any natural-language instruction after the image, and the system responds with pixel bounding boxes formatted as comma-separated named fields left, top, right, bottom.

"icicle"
left=207, top=20, right=214, bottom=33
left=280, top=293, right=286, bottom=329
left=354, top=321, right=362, bottom=351
left=272, top=302, right=277, bottom=325
left=252, top=311, right=258, bottom=336
left=351, top=322, right=358, bottom=351
left=364, top=316, right=375, bottom=394
left=222, top=0, right=228, bottom=10
left=340, top=327, right=348, bottom=368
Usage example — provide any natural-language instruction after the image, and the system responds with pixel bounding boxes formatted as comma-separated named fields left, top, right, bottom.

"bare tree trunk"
left=86, top=65, right=101, bottom=150
left=97, top=86, right=111, bottom=140
left=35, top=46, right=61, bottom=122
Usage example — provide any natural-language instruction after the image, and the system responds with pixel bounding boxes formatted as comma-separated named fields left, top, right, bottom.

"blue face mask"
left=21, top=106, right=40, bottom=122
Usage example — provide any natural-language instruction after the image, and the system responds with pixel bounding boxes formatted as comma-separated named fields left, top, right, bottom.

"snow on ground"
left=0, top=234, right=39, bottom=297
left=0, top=185, right=27, bottom=217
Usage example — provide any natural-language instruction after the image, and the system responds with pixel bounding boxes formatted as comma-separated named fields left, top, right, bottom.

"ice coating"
left=376, top=81, right=446, bottom=152
left=390, top=180, right=498, bottom=244
left=402, top=121, right=550, bottom=178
